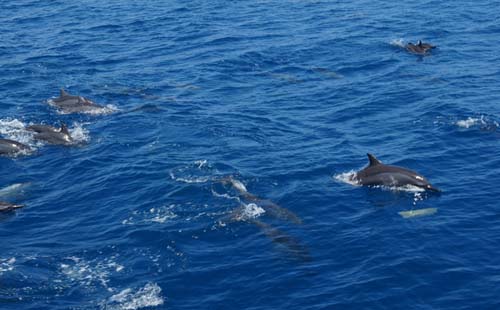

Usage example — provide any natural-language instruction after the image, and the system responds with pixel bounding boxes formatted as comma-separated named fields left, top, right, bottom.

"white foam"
left=242, top=203, right=265, bottom=219
left=194, top=159, right=207, bottom=168
left=390, top=38, right=406, bottom=48
left=105, top=283, right=164, bottom=310
left=60, top=256, right=124, bottom=290
left=230, top=203, right=266, bottom=222
left=169, top=160, right=217, bottom=184
left=47, top=99, right=119, bottom=115
left=68, top=122, right=91, bottom=144
left=84, top=104, right=120, bottom=116
left=122, top=205, right=177, bottom=225
left=211, top=188, right=241, bottom=201
left=455, top=115, right=498, bottom=129
left=0, top=257, right=16, bottom=274
left=333, top=170, right=359, bottom=186
left=456, top=117, right=481, bottom=128
left=0, top=118, right=37, bottom=152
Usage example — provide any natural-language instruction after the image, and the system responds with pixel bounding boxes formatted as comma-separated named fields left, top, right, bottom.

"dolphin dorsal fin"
left=367, top=153, right=382, bottom=166
left=60, top=89, right=69, bottom=97
left=60, top=122, right=69, bottom=135
left=418, top=40, right=423, bottom=46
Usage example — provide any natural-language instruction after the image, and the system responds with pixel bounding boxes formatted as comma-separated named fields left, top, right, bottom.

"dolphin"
left=0, top=138, right=30, bottom=156
left=219, top=176, right=302, bottom=224
left=249, top=219, right=311, bottom=262
left=0, top=201, right=23, bottom=212
left=406, top=40, right=436, bottom=55
left=48, top=89, right=104, bottom=114
left=350, top=153, right=440, bottom=192
left=26, top=123, right=73, bottom=145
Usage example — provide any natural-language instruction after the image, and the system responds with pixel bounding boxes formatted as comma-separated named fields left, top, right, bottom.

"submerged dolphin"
left=26, top=123, right=73, bottom=145
left=48, top=89, right=104, bottom=114
left=0, top=201, right=23, bottom=212
left=0, top=138, right=30, bottom=156
left=219, top=176, right=302, bottom=224
left=406, top=40, right=436, bottom=55
left=351, top=153, right=440, bottom=192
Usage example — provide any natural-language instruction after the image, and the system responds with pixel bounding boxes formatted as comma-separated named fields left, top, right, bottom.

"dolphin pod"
left=351, top=153, right=440, bottom=192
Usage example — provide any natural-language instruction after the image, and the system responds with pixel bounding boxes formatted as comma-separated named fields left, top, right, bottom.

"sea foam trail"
left=103, top=283, right=164, bottom=310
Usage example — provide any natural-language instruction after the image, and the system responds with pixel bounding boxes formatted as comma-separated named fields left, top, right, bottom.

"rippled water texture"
left=1, top=1, right=500, bottom=309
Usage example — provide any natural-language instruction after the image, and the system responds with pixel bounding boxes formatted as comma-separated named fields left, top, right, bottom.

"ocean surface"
left=1, top=1, right=500, bottom=309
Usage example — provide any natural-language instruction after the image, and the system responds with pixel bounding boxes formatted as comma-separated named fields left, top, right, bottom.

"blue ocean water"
left=1, top=0, right=500, bottom=309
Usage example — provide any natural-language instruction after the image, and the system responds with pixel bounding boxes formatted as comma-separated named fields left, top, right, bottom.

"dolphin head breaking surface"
left=0, top=138, right=31, bottom=156
left=351, top=153, right=440, bottom=192
left=26, top=122, right=73, bottom=145
left=0, top=201, right=24, bottom=212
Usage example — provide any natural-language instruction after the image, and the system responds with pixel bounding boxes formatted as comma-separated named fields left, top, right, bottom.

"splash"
left=0, top=118, right=37, bottom=151
left=390, top=38, right=406, bottom=48
left=235, top=203, right=266, bottom=221
left=68, top=122, right=91, bottom=144
left=455, top=115, right=498, bottom=130
left=333, top=170, right=359, bottom=186
left=104, top=283, right=164, bottom=310
left=59, top=256, right=124, bottom=291
left=170, top=160, right=218, bottom=184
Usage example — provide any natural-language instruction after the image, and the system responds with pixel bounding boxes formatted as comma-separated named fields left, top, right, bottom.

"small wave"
left=0, top=257, right=16, bottom=274
left=104, top=282, right=164, bottom=310
left=122, top=205, right=178, bottom=225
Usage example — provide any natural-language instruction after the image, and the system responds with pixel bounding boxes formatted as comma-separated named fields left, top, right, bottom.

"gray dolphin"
left=406, top=40, right=436, bottom=55
left=0, top=201, right=23, bottom=212
left=351, top=153, right=440, bottom=192
left=26, top=123, right=73, bottom=145
left=0, top=138, right=30, bottom=156
left=49, top=89, right=104, bottom=114
left=249, top=219, right=311, bottom=262
left=220, top=176, right=302, bottom=224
